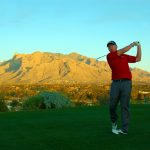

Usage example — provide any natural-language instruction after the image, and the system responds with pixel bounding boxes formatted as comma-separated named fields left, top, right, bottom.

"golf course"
left=0, top=104, right=149, bottom=150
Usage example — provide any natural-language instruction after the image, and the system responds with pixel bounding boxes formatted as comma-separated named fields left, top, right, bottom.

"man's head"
left=107, top=41, right=117, bottom=52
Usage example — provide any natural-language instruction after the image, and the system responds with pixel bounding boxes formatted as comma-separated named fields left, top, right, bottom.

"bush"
left=97, top=94, right=109, bottom=105
left=74, top=101, right=86, bottom=106
left=22, top=95, right=45, bottom=110
left=0, top=95, right=8, bottom=112
left=38, top=91, right=72, bottom=109
left=10, top=100, right=20, bottom=107
left=22, top=91, right=72, bottom=110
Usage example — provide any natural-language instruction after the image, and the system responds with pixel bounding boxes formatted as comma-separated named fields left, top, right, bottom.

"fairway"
left=0, top=105, right=149, bottom=150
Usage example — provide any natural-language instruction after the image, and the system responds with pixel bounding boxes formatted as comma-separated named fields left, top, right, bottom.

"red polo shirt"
left=107, top=51, right=136, bottom=80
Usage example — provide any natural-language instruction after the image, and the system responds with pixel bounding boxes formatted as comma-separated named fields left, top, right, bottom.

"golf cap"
left=107, top=41, right=117, bottom=47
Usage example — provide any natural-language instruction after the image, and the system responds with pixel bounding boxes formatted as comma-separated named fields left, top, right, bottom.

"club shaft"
left=96, top=55, right=106, bottom=60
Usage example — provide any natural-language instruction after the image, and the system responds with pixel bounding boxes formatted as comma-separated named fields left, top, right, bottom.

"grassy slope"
left=0, top=105, right=149, bottom=150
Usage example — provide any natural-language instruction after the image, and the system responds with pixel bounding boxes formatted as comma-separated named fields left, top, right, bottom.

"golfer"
left=106, top=41, right=142, bottom=134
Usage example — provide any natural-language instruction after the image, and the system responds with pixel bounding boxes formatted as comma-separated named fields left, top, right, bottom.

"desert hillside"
left=0, top=51, right=149, bottom=84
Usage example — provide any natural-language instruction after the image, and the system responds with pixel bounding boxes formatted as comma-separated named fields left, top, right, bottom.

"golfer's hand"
left=133, top=41, right=140, bottom=46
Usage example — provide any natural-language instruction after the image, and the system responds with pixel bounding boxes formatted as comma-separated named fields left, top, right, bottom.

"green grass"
left=0, top=105, right=150, bottom=150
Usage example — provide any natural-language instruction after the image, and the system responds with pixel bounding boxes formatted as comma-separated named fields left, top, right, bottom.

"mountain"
left=0, top=51, right=149, bottom=84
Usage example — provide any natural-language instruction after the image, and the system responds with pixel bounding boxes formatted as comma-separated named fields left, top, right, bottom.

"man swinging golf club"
left=106, top=41, right=142, bottom=134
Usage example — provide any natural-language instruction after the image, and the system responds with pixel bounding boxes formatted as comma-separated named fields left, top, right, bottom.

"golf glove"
left=134, top=41, right=140, bottom=46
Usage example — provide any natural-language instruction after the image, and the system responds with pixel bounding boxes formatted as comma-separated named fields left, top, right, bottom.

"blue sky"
left=0, top=0, right=150, bottom=71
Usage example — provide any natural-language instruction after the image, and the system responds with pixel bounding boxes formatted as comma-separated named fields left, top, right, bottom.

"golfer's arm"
left=136, top=45, right=141, bottom=62
left=117, top=43, right=134, bottom=56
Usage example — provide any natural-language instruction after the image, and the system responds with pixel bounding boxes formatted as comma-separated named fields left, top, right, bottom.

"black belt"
left=113, top=78, right=130, bottom=82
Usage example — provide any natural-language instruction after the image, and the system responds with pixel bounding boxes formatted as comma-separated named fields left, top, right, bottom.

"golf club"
left=96, top=55, right=107, bottom=60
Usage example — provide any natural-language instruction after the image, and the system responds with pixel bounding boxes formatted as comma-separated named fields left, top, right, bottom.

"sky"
left=0, top=0, right=150, bottom=71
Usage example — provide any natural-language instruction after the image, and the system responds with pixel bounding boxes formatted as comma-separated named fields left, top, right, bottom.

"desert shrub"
left=22, top=95, right=44, bottom=110
left=10, top=100, right=20, bottom=107
left=97, top=94, right=109, bottom=105
left=0, top=95, right=8, bottom=112
left=38, top=91, right=72, bottom=109
left=74, top=101, right=86, bottom=106
left=22, top=91, right=72, bottom=110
